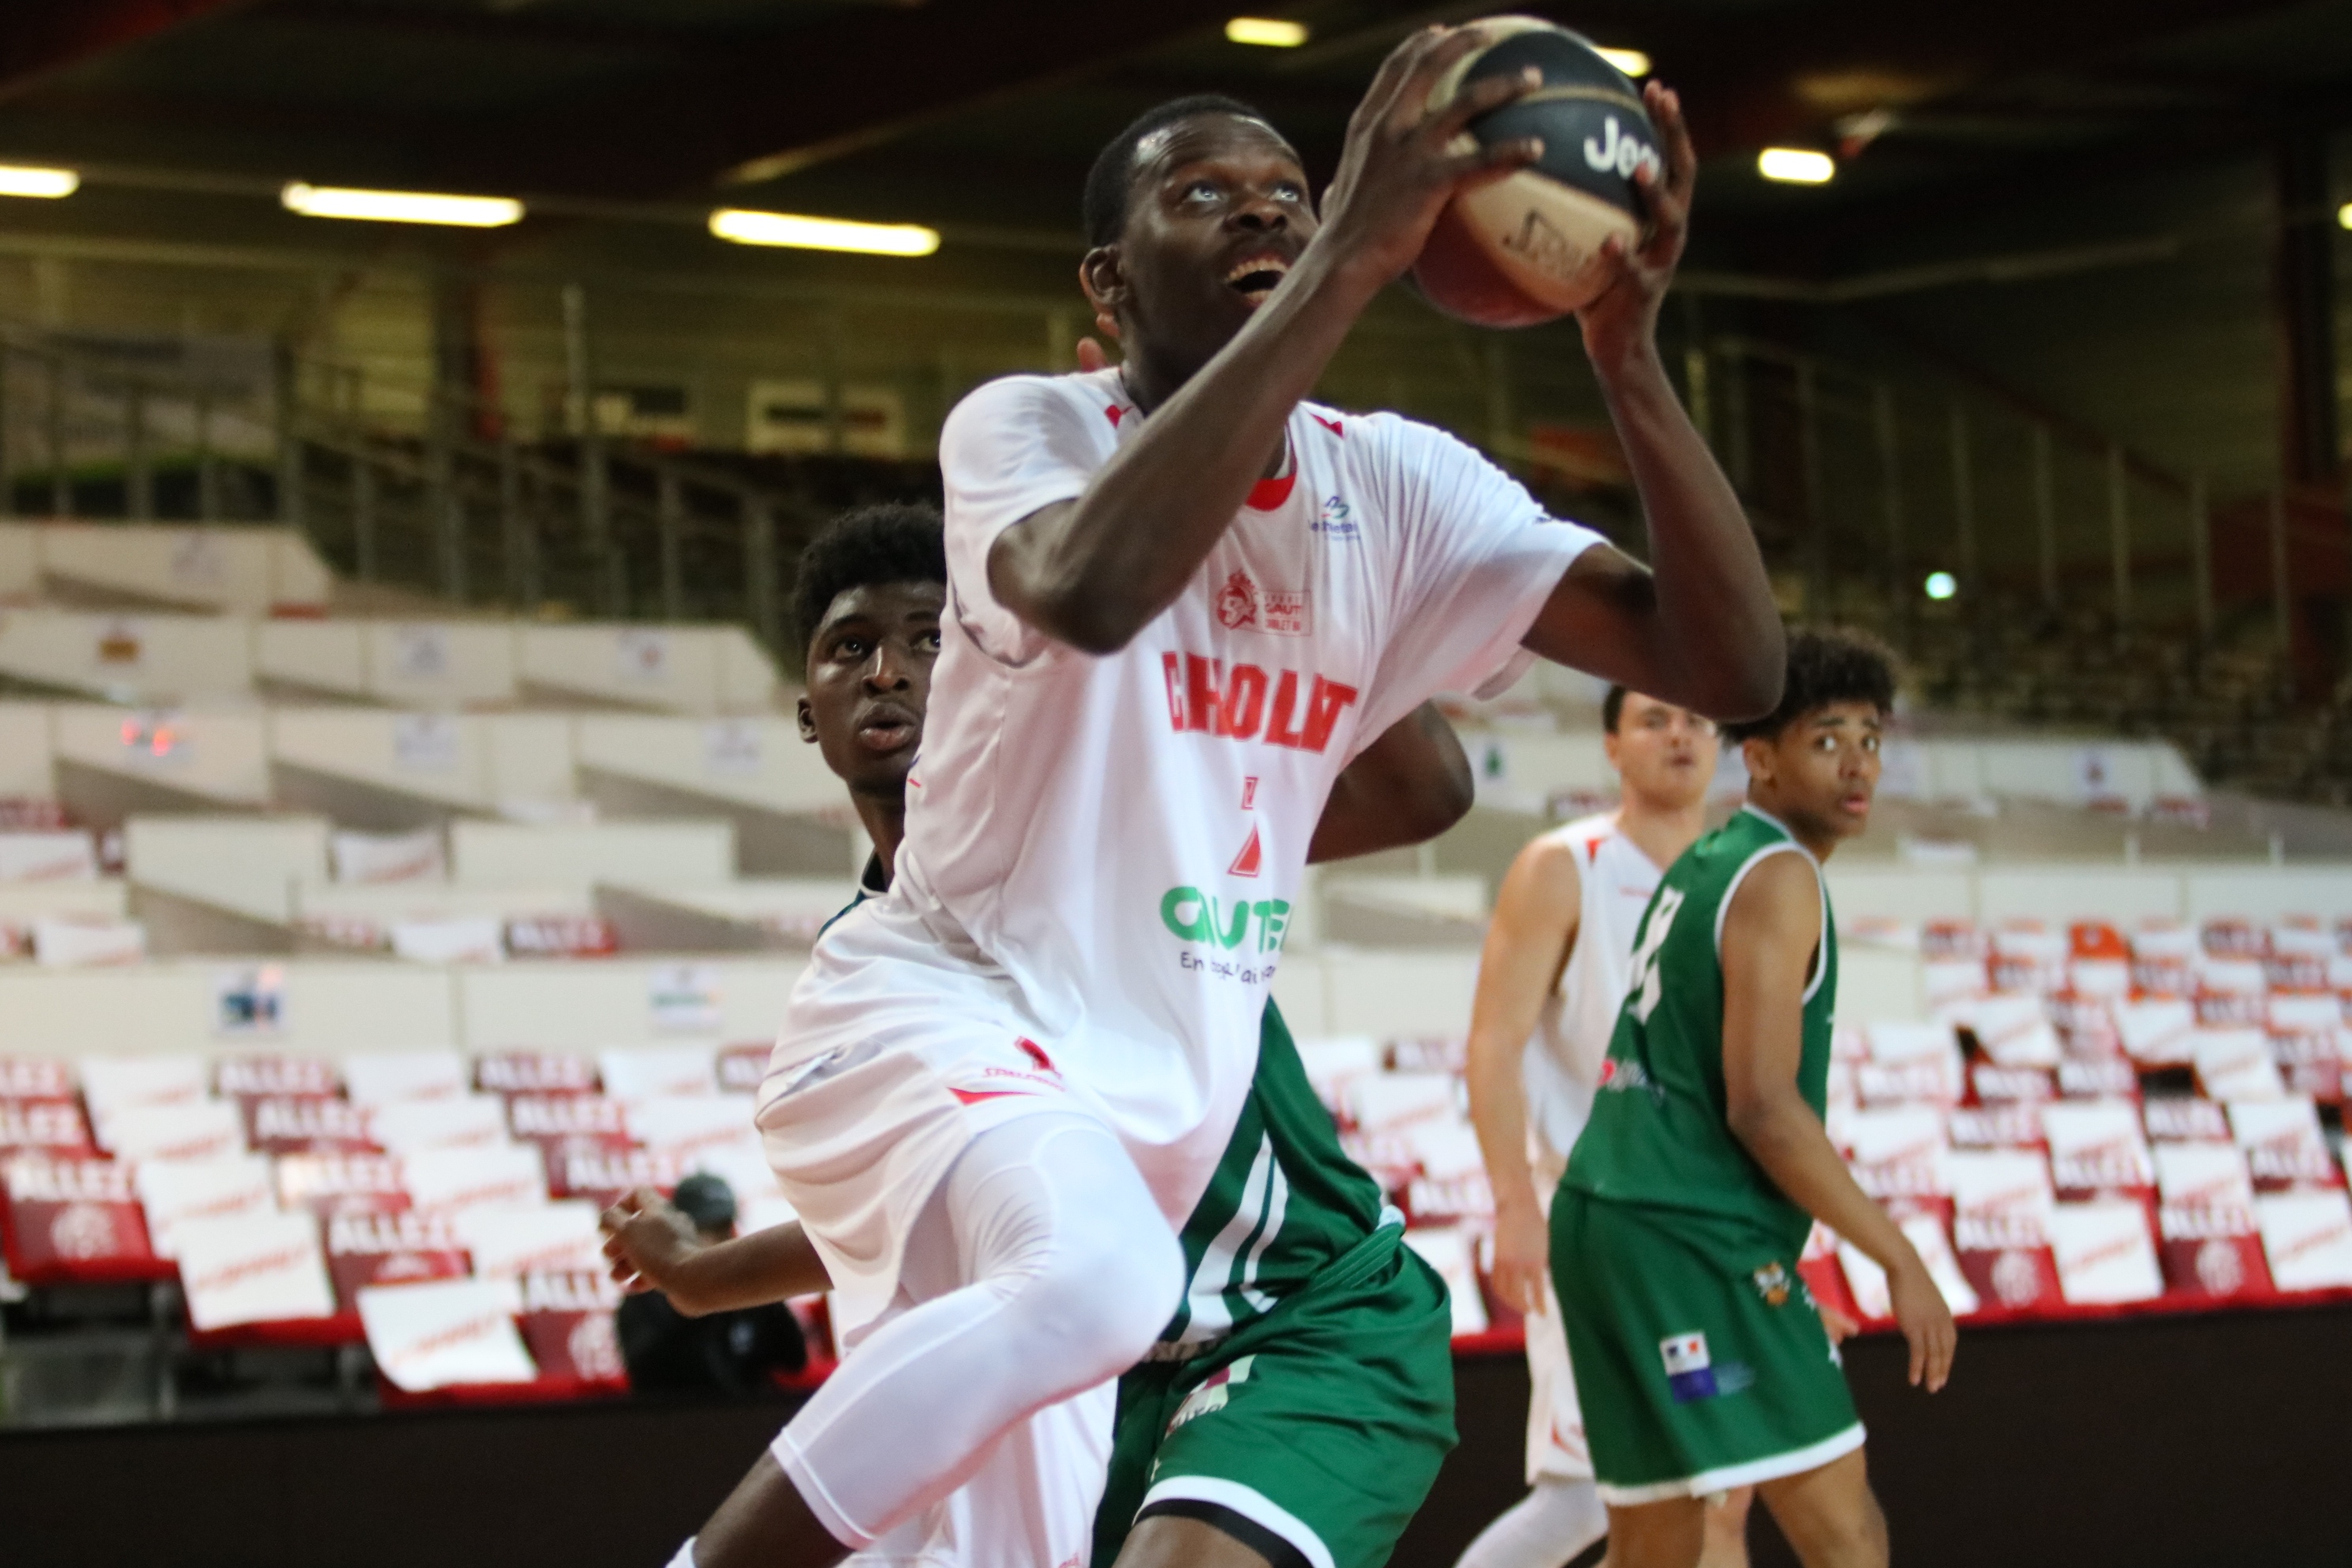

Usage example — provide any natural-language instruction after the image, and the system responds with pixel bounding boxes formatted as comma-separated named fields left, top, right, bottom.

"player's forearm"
left=1465, top=1028, right=1544, bottom=1216
left=1728, top=1092, right=1920, bottom=1277
left=1591, top=345, right=1782, bottom=722
left=673, top=1224, right=833, bottom=1316
left=992, top=251, right=1381, bottom=654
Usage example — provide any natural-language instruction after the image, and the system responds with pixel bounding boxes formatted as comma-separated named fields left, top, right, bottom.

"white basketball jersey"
left=763, top=368, right=1601, bottom=1320
left=1524, top=812, right=1663, bottom=1167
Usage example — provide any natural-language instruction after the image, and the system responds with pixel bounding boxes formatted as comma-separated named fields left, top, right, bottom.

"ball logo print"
left=1581, top=115, right=1660, bottom=181
left=1498, top=209, right=1576, bottom=285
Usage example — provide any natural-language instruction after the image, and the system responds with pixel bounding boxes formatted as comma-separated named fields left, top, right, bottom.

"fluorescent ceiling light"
left=1758, top=148, right=1835, bottom=185
left=1226, top=17, right=1308, bottom=47
left=708, top=208, right=940, bottom=257
left=0, top=164, right=79, bottom=199
left=1594, top=47, right=1651, bottom=77
left=281, top=183, right=523, bottom=227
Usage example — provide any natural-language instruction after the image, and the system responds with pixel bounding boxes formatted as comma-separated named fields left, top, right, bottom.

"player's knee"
left=1779, top=1491, right=1885, bottom=1568
left=1022, top=1206, right=1183, bottom=1380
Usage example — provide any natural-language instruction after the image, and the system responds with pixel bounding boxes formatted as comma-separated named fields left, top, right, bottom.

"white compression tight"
left=772, top=1112, right=1184, bottom=1548
left=1452, top=1479, right=1610, bottom=1568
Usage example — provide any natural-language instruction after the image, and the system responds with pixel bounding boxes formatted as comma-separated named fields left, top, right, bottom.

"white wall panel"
left=450, top=820, right=734, bottom=889
left=455, top=958, right=804, bottom=1048
left=55, top=705, right=270, bottom=804
left=0, top=960, right=453, bottom=1055
left=126, top=815, right=330, bottom=920
left=1977, top=868, right=2184, bottom=925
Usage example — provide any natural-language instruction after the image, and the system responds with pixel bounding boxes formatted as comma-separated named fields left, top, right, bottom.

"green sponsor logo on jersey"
left=1161, top=887, right=1291, bottom=954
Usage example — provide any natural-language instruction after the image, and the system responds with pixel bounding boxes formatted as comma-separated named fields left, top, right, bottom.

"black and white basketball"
left=1412, top=17, right=1660, bottom=327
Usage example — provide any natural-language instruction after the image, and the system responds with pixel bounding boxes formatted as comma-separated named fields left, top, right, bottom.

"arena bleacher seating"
left=1307, top=900, right=2352, bottom=1344
left=0, top=1038, right=825, bottom=1403
left=2, top=516, right=2348, bottom=1429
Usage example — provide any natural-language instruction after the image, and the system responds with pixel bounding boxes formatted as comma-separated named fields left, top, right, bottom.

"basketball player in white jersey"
left=1457, top=686, right=1745, bottom=1568
left=609, top=502, right=1479, bottom=1568
left=671, top=27, right=1783, bottom=1568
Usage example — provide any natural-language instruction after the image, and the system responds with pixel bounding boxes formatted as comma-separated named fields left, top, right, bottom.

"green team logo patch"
left=1166, top=1353, right=1256, bottom=1435
left=1751, top=1261, right=1792, bottom=1306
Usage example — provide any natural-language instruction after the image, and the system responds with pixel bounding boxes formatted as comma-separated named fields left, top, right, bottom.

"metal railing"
left=0, top=325, right=809, bottom=654
left=278, top=354, right=794, bottom=650
left=1688, top=333, right=2350, bottom=671
left=2, top=315, right=2345, bottom=800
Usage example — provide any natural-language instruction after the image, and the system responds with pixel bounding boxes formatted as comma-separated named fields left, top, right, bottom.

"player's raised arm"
left=1718, top=854, right=1955, bottom=1393
left=989, top=27, right=1545, bottom=654
left=1308, top=702, right=1474, bottom=863
left=1519, top=81, right=1784, bottom=722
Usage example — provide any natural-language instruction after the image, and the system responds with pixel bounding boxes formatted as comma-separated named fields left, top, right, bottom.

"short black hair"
left=1601, top=684, right=1628, bottom=733
left=792, top=503, right=947, bottom=656
left=670, top=1171, right=736, bottom=1235
left=1723, top=627, right=1899, bottom=744
left=1084, top=93, right=1282, bottom=248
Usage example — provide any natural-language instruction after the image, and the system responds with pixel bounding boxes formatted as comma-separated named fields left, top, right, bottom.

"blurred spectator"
left=615, top=1174, right=805, bottom=1396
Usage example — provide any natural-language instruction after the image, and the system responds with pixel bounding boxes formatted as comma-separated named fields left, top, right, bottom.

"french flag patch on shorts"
left=1660, top=1332, right=1717, bottom=1403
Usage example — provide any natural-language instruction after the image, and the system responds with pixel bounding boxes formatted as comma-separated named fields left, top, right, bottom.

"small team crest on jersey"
left=1596, top=1057, right=1651, bottom=1092
left=1660, top=1332, right=1717, bottom=1403
left=1216, top=569, right=1257, bottom=628
left=1751, top=1262, right=1792, bottom=1307
left=1216, top=567, right=1310, bottom=635
left=1167, top=1353, right=1256, bottom=1434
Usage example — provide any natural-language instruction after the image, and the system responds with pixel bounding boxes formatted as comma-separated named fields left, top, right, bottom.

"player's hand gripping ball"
left=1412, top=17, right=1662, bottom=326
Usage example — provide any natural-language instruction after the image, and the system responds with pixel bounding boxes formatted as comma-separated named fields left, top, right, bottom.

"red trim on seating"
left=187, top=1311, right=364, bottom=1351
left=375, top=1372, right=628, bottom=1409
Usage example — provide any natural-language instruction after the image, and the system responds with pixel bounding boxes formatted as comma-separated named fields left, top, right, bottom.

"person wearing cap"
left=614, top=1173, right=808, bottom=1397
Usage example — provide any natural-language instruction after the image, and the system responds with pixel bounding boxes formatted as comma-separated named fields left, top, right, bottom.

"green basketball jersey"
left=1563, top=805, right=1838, bottom=1253
left=1155, top=1000, right=1389, bottom=1348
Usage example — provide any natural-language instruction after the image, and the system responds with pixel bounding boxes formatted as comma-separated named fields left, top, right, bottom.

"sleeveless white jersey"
left=1524, top=812, right=1664, bottom=1168
left=1519, top=813, right=1666, bottom=1483
left=762, top=367, right=1600, bottom=1319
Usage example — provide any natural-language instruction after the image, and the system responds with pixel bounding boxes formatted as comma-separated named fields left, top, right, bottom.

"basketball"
left=1411, top=17, right=1660, bottom=327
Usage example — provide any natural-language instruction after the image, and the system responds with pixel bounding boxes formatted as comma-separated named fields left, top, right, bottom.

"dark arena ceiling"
left=0, top=0, right=2348, bottom=288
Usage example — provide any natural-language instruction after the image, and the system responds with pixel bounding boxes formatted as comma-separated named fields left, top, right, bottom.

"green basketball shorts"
left=1551, top=1187, right=1864, bottom=1504
left=1092, top=1225, right=1457, bottom=1568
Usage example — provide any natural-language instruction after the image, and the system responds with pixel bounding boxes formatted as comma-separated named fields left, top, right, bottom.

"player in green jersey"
left=1093, top=999, right=1456, bottom=1568
left=604, top=503, right=1467, bottom=1568
left=1555, top=628, right=1956, bottom=1568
